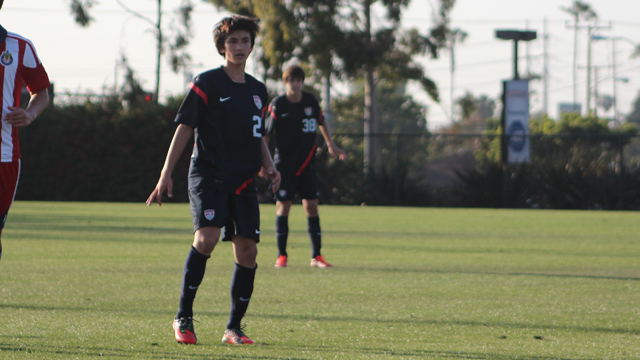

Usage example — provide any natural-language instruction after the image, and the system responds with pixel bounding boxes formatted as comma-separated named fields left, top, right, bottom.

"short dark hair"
left=213, top=15, right=260, bottom=57
left=0, top=0, right=4, bottom=11
left=283, top=65, right=306, bottom=82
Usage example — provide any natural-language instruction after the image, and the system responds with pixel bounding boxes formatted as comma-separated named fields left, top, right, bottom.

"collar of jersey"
left=0, top=26, right=6, bottom=43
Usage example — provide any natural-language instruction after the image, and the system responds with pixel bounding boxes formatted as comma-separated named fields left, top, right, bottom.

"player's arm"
left=146, top=124, right=194, bottom=206
left=259, top=138, right=280, bottom=192
left=3, top=88, right=49, bottom=127
left=319, top=120, right=347, bottom=160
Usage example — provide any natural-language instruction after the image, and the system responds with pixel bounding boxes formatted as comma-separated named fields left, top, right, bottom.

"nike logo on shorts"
left=239, top=297, right=251, bottom=301
left=188, top=285, right=198, bottom=290
left=220, top=97, right=231, bottom=102
left=255, top=230, right=260, bottom=234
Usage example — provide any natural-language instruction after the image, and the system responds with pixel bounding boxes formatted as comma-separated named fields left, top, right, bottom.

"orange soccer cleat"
left=274, top=255, right=288, bottom=268
left=173, top=317, right=197, bottom=344
left=310, top=255, right=332, bottom=268
left=222, top=327, right=254, bottom=345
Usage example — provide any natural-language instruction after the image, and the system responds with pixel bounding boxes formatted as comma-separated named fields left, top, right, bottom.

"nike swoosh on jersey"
left=220, top=97, right=231, bottom=102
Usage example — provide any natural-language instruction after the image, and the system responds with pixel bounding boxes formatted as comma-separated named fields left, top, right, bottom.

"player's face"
left=285, top=78, right=304, bottom=96
left=222, top=30, right=253, bottom=65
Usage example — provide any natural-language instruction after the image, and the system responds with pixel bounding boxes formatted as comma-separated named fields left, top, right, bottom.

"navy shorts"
left=275, top=166, right=319, bottom=202
left=188, top=186, right=260, bottom=242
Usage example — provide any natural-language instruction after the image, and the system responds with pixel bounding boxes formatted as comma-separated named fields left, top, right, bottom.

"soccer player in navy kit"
left=264, top=65, right=346, bottom=268
left=147, top=15, right=280, bottom=345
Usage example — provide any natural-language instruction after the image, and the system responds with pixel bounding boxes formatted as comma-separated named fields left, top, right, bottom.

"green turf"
left=1, top=201, right=639, bottom=359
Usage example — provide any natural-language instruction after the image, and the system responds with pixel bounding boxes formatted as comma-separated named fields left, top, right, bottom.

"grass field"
left=1, top=201, right=639, bottom=359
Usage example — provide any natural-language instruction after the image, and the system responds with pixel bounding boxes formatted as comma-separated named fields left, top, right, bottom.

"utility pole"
left=543, top=18, right=549, bottom=115
left=578, top=63, right=612, bottom=118
left=612, top=38, right=619, bottom=122
left=526, top=20, right=531, bottom=77
left=448, top=29, right=467, bottom=123
left=568, top=22, right=611, bottom=114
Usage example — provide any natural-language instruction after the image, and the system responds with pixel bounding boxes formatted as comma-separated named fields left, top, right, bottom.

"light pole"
left=592, top=70, right=629, bottom=120
left=591, top=34, right=637, bottom=122
left=495, top=29, right=537, bottom=209
left=495, top=30, right=537, bottom=80
left=495, top=30, right=537, bottom=165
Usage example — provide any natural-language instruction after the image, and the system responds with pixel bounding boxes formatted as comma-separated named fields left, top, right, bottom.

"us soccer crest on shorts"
left=204, top=209, right=215, bottom=220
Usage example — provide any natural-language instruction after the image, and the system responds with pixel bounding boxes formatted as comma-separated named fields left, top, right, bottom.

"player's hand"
left=328, top=144, right=347, bottom=160
left=261, top=166, right=280, bottom=192
left=4, top=106, right=35, bottom=127
left=146, top=174, right=173, bottom=206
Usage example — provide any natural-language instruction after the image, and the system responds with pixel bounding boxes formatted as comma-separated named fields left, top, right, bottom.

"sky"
left=2, top=0, right=640, bottom=130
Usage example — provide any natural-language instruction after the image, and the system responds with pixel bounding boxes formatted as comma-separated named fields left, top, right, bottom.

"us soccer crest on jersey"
left=304, top=107, right=312, bottom=116
left=254, top=96, right=262, bottom=109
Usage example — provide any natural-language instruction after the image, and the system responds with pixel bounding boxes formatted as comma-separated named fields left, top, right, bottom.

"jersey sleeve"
left=175, top=75, right=212, bottom=128
left=265, top=98, right=278, bottom=136
left=21, top=42, right=50, bottom=93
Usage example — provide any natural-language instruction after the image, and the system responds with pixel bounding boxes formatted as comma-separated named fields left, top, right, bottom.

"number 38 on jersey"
left=302, top=118, right=317, bottom=133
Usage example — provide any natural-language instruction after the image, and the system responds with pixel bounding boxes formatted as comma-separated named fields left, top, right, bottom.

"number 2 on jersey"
left=253, top=115, right=262, bottom=138
left=302, top=118, right=317, bottom=133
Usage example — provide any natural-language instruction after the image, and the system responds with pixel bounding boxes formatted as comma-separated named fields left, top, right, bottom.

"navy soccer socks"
left=227, top=262, right=257, bottom=330
left=275, top=215, right=288, bottom=257
left=176, top=246, right=210, bottom=319
left=308, top=216, right=322, bottom=258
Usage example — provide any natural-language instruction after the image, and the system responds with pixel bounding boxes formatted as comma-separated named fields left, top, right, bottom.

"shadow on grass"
left=277, top=345, right=600, bottom=360
left=326, top=241, right=640, bottom=259
left=0, top=342, right=306, bottom=359
left=0, top=342, right=602, bottom=360
left=2, top=303, right=637, bottom=337
left=339, top=266, right=640, bottom=282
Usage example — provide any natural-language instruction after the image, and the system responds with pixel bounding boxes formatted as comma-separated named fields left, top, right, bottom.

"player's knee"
left=276, top=201, right=292, bottom=216
left=193, top=227, right=220, bottom=255
left=303, top=200, right=319, bottom=217
left=234, top=238, right=258, bottom=263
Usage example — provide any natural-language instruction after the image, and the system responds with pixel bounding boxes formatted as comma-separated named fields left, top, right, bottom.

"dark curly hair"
left=213, top=15, right=259, bottom=57
left=283, top=65, right=306, bottom=82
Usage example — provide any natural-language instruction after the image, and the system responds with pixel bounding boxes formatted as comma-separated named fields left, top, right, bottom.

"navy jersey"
left=265, top=92, right=324, bottom=174
left=175, top=67, right=269, bottom=195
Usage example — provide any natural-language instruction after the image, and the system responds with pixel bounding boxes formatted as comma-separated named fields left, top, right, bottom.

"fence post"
left=394, top=134, right=401, bottom=206
left=618, top=134, right=625, bottom=209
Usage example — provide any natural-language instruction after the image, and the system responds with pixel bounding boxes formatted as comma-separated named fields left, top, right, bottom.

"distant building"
left=558, top=102, right=581, bottom=116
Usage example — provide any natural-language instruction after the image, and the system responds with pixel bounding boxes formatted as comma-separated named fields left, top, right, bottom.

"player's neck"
left=222, top=62, right=247, bottom=83
left=286, top=91, right=302, bottom=103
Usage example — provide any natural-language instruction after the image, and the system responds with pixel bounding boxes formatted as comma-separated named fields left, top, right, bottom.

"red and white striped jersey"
left=0, top=28, right=50, bottom=162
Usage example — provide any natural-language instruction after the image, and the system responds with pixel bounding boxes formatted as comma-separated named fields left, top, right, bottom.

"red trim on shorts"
left=235, top=174, right=258, bottom=195
left=296, top=145, right=317, bottom=176
left=189, top=82, right=208, bottom=105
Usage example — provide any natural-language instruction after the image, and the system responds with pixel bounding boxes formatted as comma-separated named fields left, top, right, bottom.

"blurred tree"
left=206, top=0, right=455, bottom=173
left=68, top=0, right=194, bottom=103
